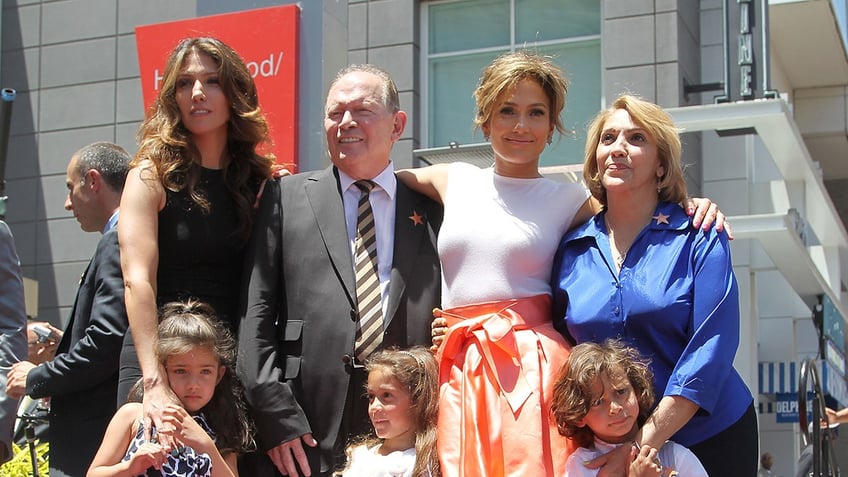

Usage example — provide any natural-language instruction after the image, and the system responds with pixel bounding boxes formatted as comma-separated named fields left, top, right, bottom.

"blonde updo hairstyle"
left=473, top=50, right=569, bottom=138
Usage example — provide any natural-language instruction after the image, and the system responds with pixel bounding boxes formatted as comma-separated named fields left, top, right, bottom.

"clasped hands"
left=130, top=400, right=212, bottom=473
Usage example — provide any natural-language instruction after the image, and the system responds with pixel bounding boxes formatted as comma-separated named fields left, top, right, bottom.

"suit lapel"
left=305, top=167, right=356, bottom=307
left=385, top=179, right=430, bottom=327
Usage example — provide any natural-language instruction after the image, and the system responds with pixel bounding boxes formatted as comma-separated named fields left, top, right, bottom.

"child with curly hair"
left=551, top=340, right=707, bottom=477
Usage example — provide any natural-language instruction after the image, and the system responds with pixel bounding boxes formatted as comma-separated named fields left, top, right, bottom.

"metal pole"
left=0, top=88, right=16, bottom=220
left=25, top=424, right=38, bottom=477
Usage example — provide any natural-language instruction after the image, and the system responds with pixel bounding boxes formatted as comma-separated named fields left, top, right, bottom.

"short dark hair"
left=74, top=142, right=131, bottom=193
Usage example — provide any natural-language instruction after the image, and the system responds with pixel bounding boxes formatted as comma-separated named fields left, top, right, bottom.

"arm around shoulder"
left=396, top=163, right=450, bottom=203
left=567, top=196, right=598, bottom=232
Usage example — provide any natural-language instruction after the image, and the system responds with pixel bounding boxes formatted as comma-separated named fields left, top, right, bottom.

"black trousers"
left=688, top=403, right=758, bottom=477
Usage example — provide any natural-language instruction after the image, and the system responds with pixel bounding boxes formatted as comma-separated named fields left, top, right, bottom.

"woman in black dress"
left=118, top=37, right=273, bottom=439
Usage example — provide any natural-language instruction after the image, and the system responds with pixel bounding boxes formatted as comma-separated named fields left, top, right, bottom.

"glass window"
left=424, top=0, right=601, bottom=166
left=515, top=0, right=600, bottom=42
left=539, top=40, right=602, bottom=167
left=429, top=0, right=509, bottom=53
left=429, top=51, right=503, bottom=148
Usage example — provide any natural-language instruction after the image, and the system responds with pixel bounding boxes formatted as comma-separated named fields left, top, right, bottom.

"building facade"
left=1, top=1, right=846, bottom=474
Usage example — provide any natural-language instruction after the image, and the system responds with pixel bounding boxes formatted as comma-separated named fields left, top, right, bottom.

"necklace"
left=606, top=218, right=628, bottom=268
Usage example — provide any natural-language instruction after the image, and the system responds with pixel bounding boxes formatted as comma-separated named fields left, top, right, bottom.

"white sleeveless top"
left=438, top=162, right=589, bottom=308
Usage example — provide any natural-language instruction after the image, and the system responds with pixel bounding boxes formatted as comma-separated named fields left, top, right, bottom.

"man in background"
left=12, top=320, right=63, bottom=446
left=0, top=221, right=27, bottom=463
left=6, top=141, right=130, bottom=477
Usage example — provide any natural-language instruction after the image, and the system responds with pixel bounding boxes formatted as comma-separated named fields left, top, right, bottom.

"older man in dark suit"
left=7, top=141, right=130, bottom=477
left=238, top=65, right=442, bottom=477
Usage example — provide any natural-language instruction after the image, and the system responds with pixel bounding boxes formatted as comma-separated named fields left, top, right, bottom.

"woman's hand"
left=685, top=197, right=733, bottom=239
left=431, top=316, right=448, bottom=353
left=271, top=164, right=293, bottom=179
left=142, top=378, right=181, bottom=450
left=630, top=444, right=663, bottom=477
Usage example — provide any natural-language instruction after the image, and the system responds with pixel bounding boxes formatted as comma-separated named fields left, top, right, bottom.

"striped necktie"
left=353, top=180, right=383, bottom=362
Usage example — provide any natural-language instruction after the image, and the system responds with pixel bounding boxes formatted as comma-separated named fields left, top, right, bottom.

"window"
left=423, top=0, right=601, bottom=166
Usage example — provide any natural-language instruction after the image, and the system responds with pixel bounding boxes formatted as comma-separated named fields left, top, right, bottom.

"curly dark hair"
left=134, top=36, right=274, bottom=242
left=551, top=340, right=655, bottom=449
left=156, top=300, right=254, bottom=456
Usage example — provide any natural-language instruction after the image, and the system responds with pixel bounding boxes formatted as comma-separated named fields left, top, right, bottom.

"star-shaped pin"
left=409, top=210, right=424, bottom=226
left=653, top=212, right=670, bottom=225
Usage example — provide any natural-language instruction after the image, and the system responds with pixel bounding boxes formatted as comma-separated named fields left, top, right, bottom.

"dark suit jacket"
left=26, top=228, right=128, bottom=477
left=0, top=221, right=27, bottom=463
left=237, top=167, right=442, bottom=476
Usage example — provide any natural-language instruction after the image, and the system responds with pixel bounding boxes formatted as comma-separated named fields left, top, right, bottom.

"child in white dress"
left=551, top=340, right=708, bottom=477
left=336, top=347, right=439, bottom=477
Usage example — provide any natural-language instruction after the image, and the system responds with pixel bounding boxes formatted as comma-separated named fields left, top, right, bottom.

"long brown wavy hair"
left=134, top=37, right=274, bottom=242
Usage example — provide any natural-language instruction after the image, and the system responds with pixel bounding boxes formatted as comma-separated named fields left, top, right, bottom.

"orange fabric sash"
left=434, top=294, right=572, bottom=477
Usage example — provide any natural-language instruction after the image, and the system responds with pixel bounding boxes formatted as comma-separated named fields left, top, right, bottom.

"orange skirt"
left=435, top=294, right=573, bottom=477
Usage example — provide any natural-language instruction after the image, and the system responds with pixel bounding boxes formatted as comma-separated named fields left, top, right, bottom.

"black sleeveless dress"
left=156, top=166, right=244, bottom=332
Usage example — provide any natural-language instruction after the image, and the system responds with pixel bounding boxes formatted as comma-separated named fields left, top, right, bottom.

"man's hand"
left=142, top=378, right=181, bottom=450
left=26, top=322, right=62, bottom=365
left=6, top=360, right=36, bottom=399
left=584, top=441, right=632, bottom=477
left=267, top=434, right=318, bottom=476
left=685, top=197, right=733, bottom=239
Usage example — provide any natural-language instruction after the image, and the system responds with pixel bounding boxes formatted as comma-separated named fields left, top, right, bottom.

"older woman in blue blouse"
left=551, top=95, right=757, bottom=476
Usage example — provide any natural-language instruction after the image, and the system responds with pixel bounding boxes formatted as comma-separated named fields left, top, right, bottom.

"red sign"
left=135, top=5, right=299, bottom=168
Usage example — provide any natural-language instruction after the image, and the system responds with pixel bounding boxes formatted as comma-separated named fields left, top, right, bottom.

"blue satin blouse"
left=551, top=202, right=753, bottom=447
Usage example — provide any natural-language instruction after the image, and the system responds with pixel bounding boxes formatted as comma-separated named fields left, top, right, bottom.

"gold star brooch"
left=653, top=212, right=670, bottom=225
left=409, top=210, right=424, bottom=226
